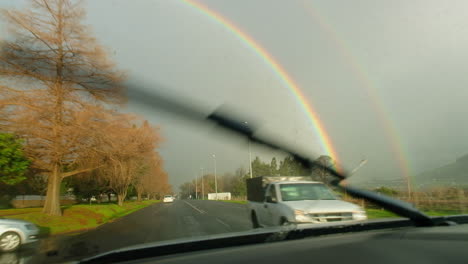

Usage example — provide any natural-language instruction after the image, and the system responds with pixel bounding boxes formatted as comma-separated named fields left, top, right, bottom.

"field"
left=0, top=200, right=159, bottom=235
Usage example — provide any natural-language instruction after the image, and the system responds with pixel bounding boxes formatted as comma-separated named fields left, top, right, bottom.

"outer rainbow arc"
left=181, top=0, right=342, bottom=173
left=301, top=1, right=412, bottom=190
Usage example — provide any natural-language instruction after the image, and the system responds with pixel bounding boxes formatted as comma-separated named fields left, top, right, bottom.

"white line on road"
left=184, top=201, right=206, bottom=214
left=216, top=218, right=231, bottom=229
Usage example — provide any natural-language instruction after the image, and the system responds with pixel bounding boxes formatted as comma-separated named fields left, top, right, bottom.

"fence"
left=208, top=192, right=231, bottom=200
left=343, top=195, right=468, bottom=213
left=10, top=195, right=77, bottom=208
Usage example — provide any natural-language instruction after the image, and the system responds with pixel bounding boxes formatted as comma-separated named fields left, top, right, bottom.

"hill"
left=413, top=153, right=468, bottom=188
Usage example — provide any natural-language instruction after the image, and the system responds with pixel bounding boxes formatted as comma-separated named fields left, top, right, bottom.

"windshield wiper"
left=333, top=181, right=434, bottom=226
left=128, top=80, right=436, bottom=226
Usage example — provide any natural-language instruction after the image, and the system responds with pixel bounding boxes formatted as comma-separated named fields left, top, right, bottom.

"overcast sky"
left=2, top=0, right=468, bottom=189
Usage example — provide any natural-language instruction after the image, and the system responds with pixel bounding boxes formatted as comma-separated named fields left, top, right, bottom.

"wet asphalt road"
left=12, top=200, right=252, bottom=263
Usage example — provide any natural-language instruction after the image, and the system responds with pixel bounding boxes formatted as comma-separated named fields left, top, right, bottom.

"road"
left=17, top=200, right=252, bottom=263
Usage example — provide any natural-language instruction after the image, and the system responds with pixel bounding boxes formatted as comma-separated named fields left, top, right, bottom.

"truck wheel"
left=251, top=212, right=260, bottom=229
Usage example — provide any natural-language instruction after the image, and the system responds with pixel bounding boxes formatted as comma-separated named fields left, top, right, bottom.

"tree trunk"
left=117, top=191, right=127, bottom=206
left=43, top=165, right=62, bottom=216
left=107, top=193, right=112, bottom=203
left=137, top=192, right=142, bottom=202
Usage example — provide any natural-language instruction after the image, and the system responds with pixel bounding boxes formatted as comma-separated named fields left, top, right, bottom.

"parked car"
left=0, top=219, right=39, bottom=252
left=163, top=195, right=174, bottom=203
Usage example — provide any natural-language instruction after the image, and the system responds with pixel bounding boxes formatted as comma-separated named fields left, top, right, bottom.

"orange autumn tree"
left=93, top=115, right=162, bottom=206
left=0, top=0, right=125, bottom=215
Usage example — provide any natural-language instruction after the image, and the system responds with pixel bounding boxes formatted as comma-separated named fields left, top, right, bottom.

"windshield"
left=0, top=0, right=467, bottom=263
left=280, top=184, right=336, bottom=201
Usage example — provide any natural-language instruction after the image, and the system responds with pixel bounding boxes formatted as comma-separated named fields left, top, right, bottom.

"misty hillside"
left=414, top=153, right=468, bottom=187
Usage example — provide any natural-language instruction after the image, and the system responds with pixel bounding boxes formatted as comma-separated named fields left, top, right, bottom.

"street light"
left=213, top=154, right=218, bottom=200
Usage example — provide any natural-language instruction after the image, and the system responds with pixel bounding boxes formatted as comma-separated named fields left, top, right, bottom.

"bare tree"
left=94, top=114, right=161, bottom=206
left=0, top=0, right=125, bottom=215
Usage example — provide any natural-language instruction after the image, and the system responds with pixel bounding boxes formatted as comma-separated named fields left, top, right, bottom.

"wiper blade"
left=128, top=79, right=434, bottom=226
left=127, top=79, right=344, bottom=179
left=334, top=181, right=434, bottom=226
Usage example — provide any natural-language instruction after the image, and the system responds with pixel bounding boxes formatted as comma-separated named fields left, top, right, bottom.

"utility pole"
left=195, top=173, right=198, bottom=199
left=213, top=154, right=218, bottom=200
left=200, top=167, right=204, bottom=200
left=248, top=140, right=253, bottom=178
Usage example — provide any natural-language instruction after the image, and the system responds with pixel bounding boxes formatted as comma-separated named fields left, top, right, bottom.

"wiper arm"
left=333, top=180, right=434, bottom=226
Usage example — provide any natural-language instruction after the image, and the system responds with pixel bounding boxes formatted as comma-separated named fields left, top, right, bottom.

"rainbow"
left=300, top=1, right=412, bottom=192
left=181, top=0, right=342, bottom=173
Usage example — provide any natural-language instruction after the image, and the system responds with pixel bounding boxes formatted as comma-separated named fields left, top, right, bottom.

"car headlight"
left=294, top=210, right=305, bottom=216
left=352, top=210, right=368, bottom=220
left=25, top=224, right=37, bottom=230
left=294, top=210, right=311, bottom=222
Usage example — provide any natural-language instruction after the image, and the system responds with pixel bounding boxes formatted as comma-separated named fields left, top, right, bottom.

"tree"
left=69, top=171, right=108, bottom=203
left=149, top=161, right=171, bottom=199
left=179, top=181, right=193, bottom=199
left=311, top=155, right=334, bottom=185
left=231, top=167, right=248, bottom=197
left=278, top=156, right=309, bottom=176
left=0, top=0, right=125, bottom=215
left=95, top=114, right=161, bottom=206
left=251, top=157, right=270, bottom=177
left=0, top=133, right=30, bottom=185
left=270, top=157, right=278, bottom=176
left=133, top=154, right=168, bottom=201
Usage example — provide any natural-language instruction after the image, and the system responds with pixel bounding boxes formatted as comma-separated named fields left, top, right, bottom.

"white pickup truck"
left=247, top=176, right=367, bottom=227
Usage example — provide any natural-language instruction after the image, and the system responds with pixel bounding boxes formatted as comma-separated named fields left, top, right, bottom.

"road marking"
left=216, top=218, right=231, bottom=229
left=184, top=201, right=206, bottom=214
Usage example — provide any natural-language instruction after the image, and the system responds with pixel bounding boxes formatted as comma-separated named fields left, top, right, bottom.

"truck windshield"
left=279, top=184, right=336, bottom=201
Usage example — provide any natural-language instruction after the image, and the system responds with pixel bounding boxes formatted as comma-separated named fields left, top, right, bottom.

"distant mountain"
left=413, top=153, right=468, bottom=188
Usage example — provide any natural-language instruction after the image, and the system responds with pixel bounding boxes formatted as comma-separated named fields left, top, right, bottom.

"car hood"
left=282, top=199, right=363, bottom=213
left=0, top=218, right=31, bottom=225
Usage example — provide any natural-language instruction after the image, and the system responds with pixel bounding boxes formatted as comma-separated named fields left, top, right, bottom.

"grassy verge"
left=365, top=208, right=399, bottom=219
left=0, top=200, right=159, bottom=236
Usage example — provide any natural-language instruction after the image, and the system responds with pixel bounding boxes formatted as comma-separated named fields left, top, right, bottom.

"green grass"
left=0, top=200, right=159, bottom=235
left=424, top=209, right=467, bottom=216
left=364, top=208, right=467, bottom=219
left=365, top=208, right=399, bottom=219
